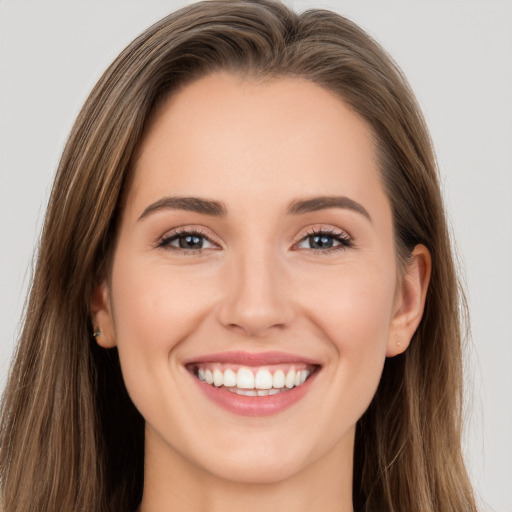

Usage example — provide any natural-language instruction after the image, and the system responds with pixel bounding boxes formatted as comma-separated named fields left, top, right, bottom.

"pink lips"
left=184, top=351, right=320, bottom=417
left=184, top=350, right=320, bottom=366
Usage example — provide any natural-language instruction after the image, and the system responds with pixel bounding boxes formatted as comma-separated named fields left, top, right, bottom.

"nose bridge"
left=218, top=242, right=292, bottom=336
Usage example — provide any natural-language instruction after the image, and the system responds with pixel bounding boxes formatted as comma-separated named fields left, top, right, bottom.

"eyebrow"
left=138, top=194, right=371, bottom=222
left=286, top=195, right=372, bottom=222
left=138, top=196, right=227, bottom=221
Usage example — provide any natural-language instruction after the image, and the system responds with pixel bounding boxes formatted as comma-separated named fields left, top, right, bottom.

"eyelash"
left=157, top=227, right=353, bottom=254
left=295, top=227, right=353, bottom=254
left=157, top=228, right=217, bottom=255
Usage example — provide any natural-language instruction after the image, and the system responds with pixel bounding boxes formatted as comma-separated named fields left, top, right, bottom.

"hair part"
left=1, top=1, right=476, bottom=511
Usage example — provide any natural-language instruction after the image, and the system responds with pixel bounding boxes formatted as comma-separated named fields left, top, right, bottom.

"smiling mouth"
left=186, top=362, right=319, bottom=397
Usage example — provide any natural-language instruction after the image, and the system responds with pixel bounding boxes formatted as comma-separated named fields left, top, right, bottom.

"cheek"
left=112, top=254, right=216, bottom=345
left=297, top=261, right=395, bottom=414
left=297, top=258, right=396, bottom=350
left=108, top=252, right=219, bottom=412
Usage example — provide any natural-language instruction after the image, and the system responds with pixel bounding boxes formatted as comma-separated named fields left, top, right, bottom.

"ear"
left=387, top=244, right=431, bottom=357
left=90, top=280, right=117, bottom=348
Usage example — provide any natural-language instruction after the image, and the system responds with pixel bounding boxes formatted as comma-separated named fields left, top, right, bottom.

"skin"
left=91, top=73, right=430, bottom=512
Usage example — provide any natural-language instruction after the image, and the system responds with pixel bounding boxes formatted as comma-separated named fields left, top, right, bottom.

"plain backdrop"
left=1, top=1, right=511, bottom=510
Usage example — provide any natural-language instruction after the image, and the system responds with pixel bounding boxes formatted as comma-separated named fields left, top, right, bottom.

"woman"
left=0, top=1, right=478, bottom=511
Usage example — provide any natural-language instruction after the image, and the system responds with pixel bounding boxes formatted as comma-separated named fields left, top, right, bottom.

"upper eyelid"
left=158, top=226, right=222, bottom=249
left=161, top=226, right=215, bottom=238
left=156, top=224, right=353, bottom=249
left=292, top=226, right=354, bottom=252
left=295, top=225, right=352, bottom=241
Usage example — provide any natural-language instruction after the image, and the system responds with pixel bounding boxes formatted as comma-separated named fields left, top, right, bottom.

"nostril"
left=218, top=303, right=291, bottom=337
left=215, top=265, right=294, bottom=335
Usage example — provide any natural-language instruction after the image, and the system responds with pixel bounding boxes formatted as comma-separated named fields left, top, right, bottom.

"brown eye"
left=308, top=234, right=336, bottom=249
left=176, top=234, right=205, bottom=249
left=158, top=230, right=217, bottom=251
left=296, top=229, right=352, bottom=251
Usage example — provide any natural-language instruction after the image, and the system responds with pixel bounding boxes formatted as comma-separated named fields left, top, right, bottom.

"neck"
left=138, top=425, right=355, bottom=512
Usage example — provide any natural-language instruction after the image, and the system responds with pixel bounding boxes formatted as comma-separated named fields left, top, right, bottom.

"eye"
left=295, top=228, right=352, bottom=251
left=158, top=229, right=218, bottom=252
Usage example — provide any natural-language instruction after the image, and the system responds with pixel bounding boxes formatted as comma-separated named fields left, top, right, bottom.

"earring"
left=396, top=337, right=403, bottom=347
left=93, top=328, right=104, bottom=337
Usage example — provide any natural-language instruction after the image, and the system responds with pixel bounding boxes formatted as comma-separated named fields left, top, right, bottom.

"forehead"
left=128, top=73, right=388, bottom=221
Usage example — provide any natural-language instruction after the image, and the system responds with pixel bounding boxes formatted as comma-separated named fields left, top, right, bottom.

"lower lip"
left=190, top=371, right=318, bottom=417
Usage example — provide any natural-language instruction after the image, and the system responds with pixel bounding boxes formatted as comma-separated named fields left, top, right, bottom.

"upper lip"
left=182, top=350, right=321, bottom=367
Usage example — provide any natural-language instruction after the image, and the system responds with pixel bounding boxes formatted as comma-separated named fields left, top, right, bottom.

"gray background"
left=1, top=1, right=511, bottom=510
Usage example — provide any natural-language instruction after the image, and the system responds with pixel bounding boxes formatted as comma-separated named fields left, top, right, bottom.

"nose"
left=216, top=249, right=294, bottom=337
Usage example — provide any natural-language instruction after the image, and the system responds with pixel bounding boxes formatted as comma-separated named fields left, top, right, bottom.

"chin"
left=201, top=452, right=310, bottom=485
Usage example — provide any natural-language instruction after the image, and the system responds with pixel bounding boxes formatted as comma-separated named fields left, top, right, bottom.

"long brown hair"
left=0, top=1, right=477, bottom=510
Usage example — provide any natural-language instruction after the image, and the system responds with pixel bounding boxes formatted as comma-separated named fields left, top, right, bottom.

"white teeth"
left=223, top=368, right=237, bottom=387
left=236, top=389, right=258, bottom=396
left=237, top=368, right=255, bottom=389
left=213, top=369, right=223, bottom=387
left=228, top=387, right=282, bottom=397
left=272, top=370, right=285, bottom=389
left=254, top=369, right=273, bottom=389
left=285, top=369, right=296, bottom=389
left=195, top=364, right=313, bottom=392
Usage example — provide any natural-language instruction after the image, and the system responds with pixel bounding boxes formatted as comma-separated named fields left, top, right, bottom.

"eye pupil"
left=309, top=235, right=334, bottom=249
left=179, top=235, right=203, bottom=249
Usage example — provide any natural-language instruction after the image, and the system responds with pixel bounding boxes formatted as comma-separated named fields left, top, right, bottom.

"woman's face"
left=93, top=73, right=427, bottom=484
